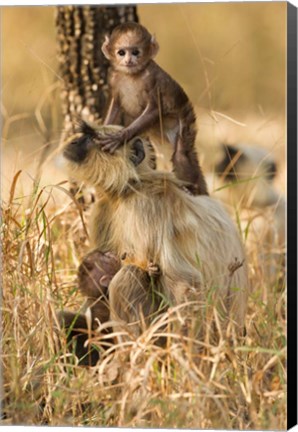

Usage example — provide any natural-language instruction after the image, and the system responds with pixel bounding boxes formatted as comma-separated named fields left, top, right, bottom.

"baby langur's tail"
left=172, top=103, right=208, bottom=196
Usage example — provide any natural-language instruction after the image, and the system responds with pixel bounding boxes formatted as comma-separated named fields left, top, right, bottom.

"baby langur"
left=57, top=249, right=120, bottom=366
left=100, top=22, right=208, bottom=196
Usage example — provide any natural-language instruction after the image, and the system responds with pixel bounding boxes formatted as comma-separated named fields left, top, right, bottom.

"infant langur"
left=62, top=122, right=248, bottom=355
left=100, top=22, right=207, bottom=196
left=57, top=249, right=119, bottom=366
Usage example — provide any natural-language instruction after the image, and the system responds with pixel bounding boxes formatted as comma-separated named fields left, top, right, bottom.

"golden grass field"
left=1, top=4, right=286, bottom=429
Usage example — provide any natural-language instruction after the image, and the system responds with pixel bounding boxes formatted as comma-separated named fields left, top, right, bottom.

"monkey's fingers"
left=97, top=131, right=126, bottom=152
left=102, top=252, right=121, bottom=271
left=147, top=262, right=161, bottom=277
left=104, top=251, right=120, bottom=262
left=101, top=139, right=123, bottom=154
left=96, top=252, right=121, bottom=276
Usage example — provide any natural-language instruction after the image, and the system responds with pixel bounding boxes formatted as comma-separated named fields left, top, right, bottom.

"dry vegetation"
left=1, top=123, right=287, bottom=428
left=1, top=4, right=286, bottom=429
left=1, top=120, right=286, bottom=428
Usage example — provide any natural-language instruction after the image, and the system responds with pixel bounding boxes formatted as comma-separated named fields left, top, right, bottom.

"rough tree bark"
left=56, top=5, right=139, bottom=142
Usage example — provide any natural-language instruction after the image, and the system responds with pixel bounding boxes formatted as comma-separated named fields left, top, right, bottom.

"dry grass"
left=1, top=152, right=286, bottom=428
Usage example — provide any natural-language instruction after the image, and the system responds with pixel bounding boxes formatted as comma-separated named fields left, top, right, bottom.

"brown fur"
left=100, top=22, right=208, bottom=196
left=63, top=124, right=249, bottom=344
left=57, top=249, right=120, bottom=365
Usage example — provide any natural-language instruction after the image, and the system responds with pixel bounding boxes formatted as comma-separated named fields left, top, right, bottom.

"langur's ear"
left=130, top=138, right=146, bottom=166
left=101, top=35, right=112, bottom=59
left=150, top=36, right=159, bottom=58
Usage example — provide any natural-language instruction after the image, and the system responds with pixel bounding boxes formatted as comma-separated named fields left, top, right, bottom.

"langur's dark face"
left=63, top=121, right=100, bottom=163
left=215, top=145, right=244, bottom=181
left=215, top=144, right=277, bottom=183
left=63, top=135, right=93, bottom=163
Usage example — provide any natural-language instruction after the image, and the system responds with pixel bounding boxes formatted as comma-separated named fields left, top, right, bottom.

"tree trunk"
left=56, top=5, right=139, bottom=142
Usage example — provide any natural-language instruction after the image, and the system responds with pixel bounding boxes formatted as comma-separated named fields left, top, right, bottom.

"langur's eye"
left=117, top=49, right=125, bottom=56
left=132, top=49, right=140, bottom=56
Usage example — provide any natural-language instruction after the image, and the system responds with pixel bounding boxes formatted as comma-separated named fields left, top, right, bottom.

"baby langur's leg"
left=57, top=250, right=121, bottom=366
left=109, top=263, right=166, bottom=343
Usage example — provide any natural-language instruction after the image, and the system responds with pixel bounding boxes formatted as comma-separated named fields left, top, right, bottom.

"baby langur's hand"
left=98, top=131, right=126, bottom=153
left=78, top=249, right=121, bottom=293
left=98, top=251, right=121, bottom=287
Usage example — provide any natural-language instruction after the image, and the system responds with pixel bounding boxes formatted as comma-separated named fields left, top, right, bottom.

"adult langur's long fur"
left=63, top=122, right=249, bottom=337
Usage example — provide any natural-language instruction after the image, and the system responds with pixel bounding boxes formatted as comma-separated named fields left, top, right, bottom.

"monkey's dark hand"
left=97, top=251, right=122, bottom=287
left=147, top=262, right=161, bottom=278
left=98, top=131, right=127, bottom=153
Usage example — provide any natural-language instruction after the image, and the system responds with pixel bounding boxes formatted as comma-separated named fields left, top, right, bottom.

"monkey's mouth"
left=123, top=65, right=137, bottom=70
left=121, top=64, right=140, bottom=72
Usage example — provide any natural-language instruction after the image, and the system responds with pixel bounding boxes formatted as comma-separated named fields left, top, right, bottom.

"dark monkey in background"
left=100, top=22, right=208, bottom=196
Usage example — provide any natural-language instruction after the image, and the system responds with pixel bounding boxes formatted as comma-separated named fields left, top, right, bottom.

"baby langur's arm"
left=104, top=97, right=121, bottom=126
left=100, top=104, right=160, bottom=153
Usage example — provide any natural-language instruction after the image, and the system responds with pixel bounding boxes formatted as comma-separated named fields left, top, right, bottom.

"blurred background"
left=1, top=3, right=286, bottom=200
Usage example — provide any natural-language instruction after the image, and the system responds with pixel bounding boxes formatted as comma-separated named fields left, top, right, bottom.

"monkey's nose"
left=125, top=56, right=133, bottom=66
